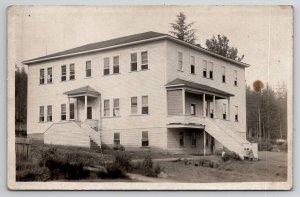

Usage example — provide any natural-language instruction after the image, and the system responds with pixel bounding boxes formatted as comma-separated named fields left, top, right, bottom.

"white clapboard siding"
left=44, top=122, right=90, bottom=148
left=81, top=123, right=101, bottom=147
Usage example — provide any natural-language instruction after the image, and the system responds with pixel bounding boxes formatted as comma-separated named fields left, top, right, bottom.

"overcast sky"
left=9, top=5, right=293, bottom=89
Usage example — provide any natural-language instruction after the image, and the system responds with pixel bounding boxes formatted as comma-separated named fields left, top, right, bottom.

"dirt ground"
left=156, top=151, right=287, bottom=182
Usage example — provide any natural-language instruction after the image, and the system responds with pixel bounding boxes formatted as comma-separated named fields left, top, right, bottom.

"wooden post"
left=213, top=95, right=216, bottom=118
left=84, top=95, right=87, bottom=120
left=203, top=131, right=207, bottom=156
left=182, top=88, right=186, bottom=115
left=203, top=93, right=206, bottom=117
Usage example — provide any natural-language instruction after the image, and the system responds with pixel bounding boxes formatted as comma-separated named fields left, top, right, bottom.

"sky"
left=9, top=5, right=293, bottom=89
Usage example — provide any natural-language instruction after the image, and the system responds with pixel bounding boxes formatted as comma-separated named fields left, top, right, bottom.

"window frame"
left=103, top=57, right=110, bottom=75
left=130, top=53, right=138, bottom=72
left=222, top=103, right=227, bottom=120
left=141, top=95, right=149, bottom=115
left=69, top=63, right=75, bottom=80
left=69, top=103, right=75, bottom=120
left=113, top=98, right=120, bottom=117
left=61, top=65, right=67, bottom=81
left=39, top=69, right=45, bottom=85
left=191, top=131, right=197, bottom=147
left=179, top=131, right=185, bottom=147
left=234, top=70, right=238, bottom=86
left=208, top=61, right=213, bottom=79
left=203, top=60, right=207, bottom=78
left=61, top=104, right=67, bottom=121
left=177, top=52, right=183, bottom=71
left=141, top=51, right=148, bottom=70
left=190, top=56, right=195, bottom=74
left=113, top=132, right=120, bottom=146
left=222, top=66, right=226, bottom=83
left=141, top=131, right=149, bottom=147
left=47, top=105, right=52, bottom=122
left=47, top=67, right=52, bottom=84
left=104, top=99, right=110, bottom=117
left=113, top=56, right=120, bottom=74
left=39, top=106, right=44, bottom=122
left=131, top=96, right=138, bottom=114
left=235, top=106, right=239, bottom=122
left=86, top=61, right=92, bottom=77
left=190, top=103, right=196, bottom=115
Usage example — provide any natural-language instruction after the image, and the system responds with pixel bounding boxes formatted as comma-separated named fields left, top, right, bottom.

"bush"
left=258, top=141, right=273, bottom=151
left=133, top=155, right=162, bottom=177
left=114, top=152, right=133, bottom=171
left=16, top=166, right=50, bottom=182
left=113, top=144, right=125, bottom=151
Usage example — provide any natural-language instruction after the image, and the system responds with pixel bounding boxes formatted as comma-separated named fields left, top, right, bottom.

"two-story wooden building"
left=23, top=31, right=257, bottom=158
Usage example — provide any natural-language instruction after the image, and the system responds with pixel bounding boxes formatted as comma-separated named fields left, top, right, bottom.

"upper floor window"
left=190, top=56, right=195, bottom=74
left=47, top=68, right=52, bottom=84
left=47, top=105, right=52, bottom=122
left=131, top=96, right=138, bottom=114
left=39, top=69, right=45, bottom=84
left=103, top=57, right=110, bottom=75
left=104, top=99, right=110, bottom=117
left=178, top=52, right=183, bottom=71
left=113, top=56, right=120, bottom=74
left=222, top=66, right=226, bottom=83
left=141, top=96, right=149, bottom=114
left=190, top=104, right=196, bottom=115
left=70, top=64, right=75, bottom=80
left=208, top=62, right=213, bottom=79
left=61, top=104, right=66, bottom=120
left=141, top=131, right=149, bottom=147
left=234, top=70, right=238, bottom=86
left=70, top=103, right=75, bottom=119
left=222, top=104, right=227, bottom=120
left=235, top=106, right=239, bottom=122
left=86, top=61, right=91, bottom=77
left=131, top=53, right=138, bottom=71
left=61, top=65, right=67, bottom=81
left=203, top=60, right=207, bottom=78
left=113, top=98, right=120, bottom=116
left=141, top=51, right=148, bottom=70
left=39, top=106, right=44, bottom=122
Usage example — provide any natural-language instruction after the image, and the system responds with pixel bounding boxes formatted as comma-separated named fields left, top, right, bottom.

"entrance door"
left=87, top=107, right=92, bottom=119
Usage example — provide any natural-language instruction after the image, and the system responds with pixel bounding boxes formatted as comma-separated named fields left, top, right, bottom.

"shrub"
left=113, top=152, right=133, bottom=171
left=113, top=144, right=125, bottom=151
left=133, top=155, right=162, bottom=177
left=16, top=166, right=50, bottom=182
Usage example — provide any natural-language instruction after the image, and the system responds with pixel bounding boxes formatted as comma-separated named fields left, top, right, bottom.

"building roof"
left=63, top=86, right=100, bottom=96
left=166, top=78, right=234, bottom=97
left=23, top=31, right=250, bottom=68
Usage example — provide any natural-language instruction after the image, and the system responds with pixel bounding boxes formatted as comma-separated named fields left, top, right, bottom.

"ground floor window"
left=179, top=131, right=184, bottom=147
left=47, top=105, right=52, bottom=122
left=114, top=132, right=120, bottom=145
left=141, top=131, right=149, bottom=147
left=61, top=104, right=66, bottom=120
left=39, top=106, right=44, bottom=122
left=191, top=131, right=196, bottom=147
left=69, top=103, right=75, bottom=119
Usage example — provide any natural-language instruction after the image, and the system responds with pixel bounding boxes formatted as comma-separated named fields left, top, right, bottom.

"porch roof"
left=63, top=86, right=100, bottom=97
left=165, top=78, right=234, bottom=97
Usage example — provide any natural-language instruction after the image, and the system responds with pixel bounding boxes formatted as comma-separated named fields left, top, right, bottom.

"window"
left=39, top=106, right=44, bottom=122
left=113, top=56, right=119, bottom=74
left=179, top=131, right=184, bottom=147
left=178, top=52, right=183, bottom=71
left=234, top=70, right=238, bottom=86
left=190, top=104, right=196, bottom=115
left=222, top=104, right=227, bottom=120
left=86, top=61, right=91, bottom=77
left=222, top=66, right=226, bottom=83
left=191, top=131, right=196, bottom=147
left=104, top=100, right=110, bottom=117
left=61, top=65, right=67, bottom=81
left=61, top=104, right=66, bottom=120
left=141, top=131, right=149, bottom=147
left=141, top=96, right=149, bottom=114
left=39, top=69, right=45, bottom=84
left=208, top=62, right=213, bottom=79
left=203, top=60, right=207, bottom=78
left=131, top=97, right=138, bottom=114
left=131, top=53, right=137, bottom=71
left=70, top=64, right=75, bottom=80
left=114, top=132, right=120, bottom=146
left=70, top=103, right=75, bottom=119
left=87, top=107, right=92, bottom=119
left=103, top=57, right=110, bottom=75
left=210, top=102, right=214, bottom=118
left=190, top=56, right=195, bottom=74
left=141, top=51, right=148, bottom=70
left=47, top=105, right=52, bottom=122
left=47, top=67, right=52, bottom=84
left=235, top=106, right=239, bottom=122
left=113, top=98, right=119, bottom=116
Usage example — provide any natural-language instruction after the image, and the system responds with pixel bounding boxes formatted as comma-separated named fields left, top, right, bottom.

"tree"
left=15, top=65, right=27, bottom=133
left=205, top=34, right=244, bottom=61
left=170, top=12, right=197, bottom=44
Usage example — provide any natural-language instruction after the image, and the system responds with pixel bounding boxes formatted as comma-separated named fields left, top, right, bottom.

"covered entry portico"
left=63, top=86, right=101, bottom=130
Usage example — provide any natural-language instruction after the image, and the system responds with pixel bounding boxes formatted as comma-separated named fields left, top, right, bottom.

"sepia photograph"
left=7, top=5, right=293, bottom=190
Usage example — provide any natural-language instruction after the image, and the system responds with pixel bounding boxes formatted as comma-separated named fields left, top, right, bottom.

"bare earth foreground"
left=155, top=151, right=287, bottom=183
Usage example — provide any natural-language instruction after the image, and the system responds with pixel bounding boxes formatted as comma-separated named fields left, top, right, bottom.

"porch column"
left=202, top=93, right=206, bottom=117
left=203, top=131, right=207, bottom=156
left=213, top=95, right=216, bottom=118
left=228, top=97, right=231, bottom=120
left=84, top=95, right=87, bottom=120
left=182, top=88, right=186, bottom=115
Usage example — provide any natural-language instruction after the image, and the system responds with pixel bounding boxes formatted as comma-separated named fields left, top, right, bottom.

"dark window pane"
left=142, top=107, right=149, bottom=114
left=209, top=71, right=213, bottom=79
left=142, top=141, right=149, bottom=147
left=222, top=75, right=226, bottom=83
left=223, top=114, right=226, bottom=120
left=104, top=68, right=110, bottom=75
left=203, top=71, right=207, bottom=78
left=141, top=64, right=148, bottom=70
left=113, top=66, right=119, bottom=74
left=191, top=65, right=195, bottom=74
left=131, top=63, right=137, bottom=71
